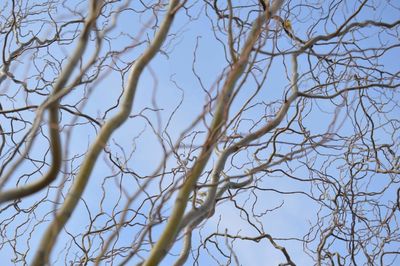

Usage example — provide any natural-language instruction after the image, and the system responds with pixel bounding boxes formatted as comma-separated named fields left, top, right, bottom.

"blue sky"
left=0, top=0, right=399, bottom=265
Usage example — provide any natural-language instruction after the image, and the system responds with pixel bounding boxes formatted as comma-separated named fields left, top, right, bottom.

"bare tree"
left=0, top=0, right=399, bottom=265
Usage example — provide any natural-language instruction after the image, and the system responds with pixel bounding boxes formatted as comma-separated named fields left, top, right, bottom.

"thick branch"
left=30, top=1, right=180, bottom=265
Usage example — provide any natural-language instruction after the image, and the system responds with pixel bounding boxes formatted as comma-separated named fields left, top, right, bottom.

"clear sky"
left=0, top=0, right=399, bottom=265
